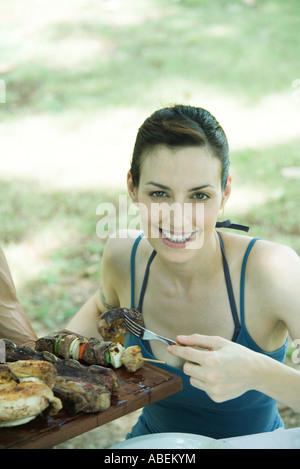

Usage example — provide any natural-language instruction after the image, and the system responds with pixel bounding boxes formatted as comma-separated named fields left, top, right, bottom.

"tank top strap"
left=130, top=233, right=157, bottom=312
left=137, top=250, right=157, bottom=312
left=217, top=232, right=241, bottom=341
left=130, top=233, right=145, bottom=309
left=240, top=237, right=261, bottom=326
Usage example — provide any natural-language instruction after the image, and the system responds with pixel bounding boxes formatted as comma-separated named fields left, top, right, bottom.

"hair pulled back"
left=130, top=104, right=229, bottom=190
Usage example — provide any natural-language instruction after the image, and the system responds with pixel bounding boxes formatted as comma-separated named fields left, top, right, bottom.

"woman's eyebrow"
left=146, top=181, right=215, bottom=191
left=188, top=184, right=215, bottom=191
left=145, top=181, right=171, bottom=190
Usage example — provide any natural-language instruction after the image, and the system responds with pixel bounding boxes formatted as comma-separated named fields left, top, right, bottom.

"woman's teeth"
left=161, top=229, right=193, bottom=243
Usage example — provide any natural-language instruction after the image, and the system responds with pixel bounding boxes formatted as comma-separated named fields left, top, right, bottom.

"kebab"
left=35, top=332, right=144, bottom=372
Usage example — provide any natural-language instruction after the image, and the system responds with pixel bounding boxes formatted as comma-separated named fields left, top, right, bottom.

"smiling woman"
left=126, top=105, right=232, bottom=256
left=67, top=104, right=300, bottom=441
left=127, top=145, right=226, bottom=257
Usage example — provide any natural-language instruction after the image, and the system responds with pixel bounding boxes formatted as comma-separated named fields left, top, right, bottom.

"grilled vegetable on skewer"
left=81, top=337, right=125, bottom=369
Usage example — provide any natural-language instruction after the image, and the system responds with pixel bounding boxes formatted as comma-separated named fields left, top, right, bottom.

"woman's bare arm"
left=66, top=291, right=105, bottom=337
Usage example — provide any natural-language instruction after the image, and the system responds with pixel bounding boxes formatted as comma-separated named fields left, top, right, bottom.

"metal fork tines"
left=124, top=314, right=176, bottom=346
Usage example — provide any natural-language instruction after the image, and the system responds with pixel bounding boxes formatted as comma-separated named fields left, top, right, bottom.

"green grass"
left=228, top=138, right=300, bottom=251
left=1, top=0, right=300, bottom=116
left=0, top=178, right=127, bottom=327
left=0, top=0, right=299, bottom=331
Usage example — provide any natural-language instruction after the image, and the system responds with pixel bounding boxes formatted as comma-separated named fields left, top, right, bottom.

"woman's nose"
left=160, top=201, right=195, bottom=233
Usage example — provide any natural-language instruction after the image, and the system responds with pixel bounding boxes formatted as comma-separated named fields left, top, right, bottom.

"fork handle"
left=155, top=336, right=176, bottom=346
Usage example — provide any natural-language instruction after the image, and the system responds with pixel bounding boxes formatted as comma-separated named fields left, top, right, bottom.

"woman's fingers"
left=167, top=334, right=226, bottom=367
left=176, top=334, right=226, bottom=349
left=168, top=343, right=210, bottom=366
left=167, top=333, right=261, bottom=402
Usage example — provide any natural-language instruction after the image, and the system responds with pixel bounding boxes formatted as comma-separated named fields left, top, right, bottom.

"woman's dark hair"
left=130, top=104, right=229, bottom=190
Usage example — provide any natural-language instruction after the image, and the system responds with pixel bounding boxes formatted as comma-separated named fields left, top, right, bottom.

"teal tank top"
left=125, top=232, right=288, bottom=439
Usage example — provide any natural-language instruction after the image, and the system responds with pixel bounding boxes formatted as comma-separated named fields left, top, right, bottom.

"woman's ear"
left=221, top=174, right=232, bottom=209
left=127, top=171, right=138, bottom=203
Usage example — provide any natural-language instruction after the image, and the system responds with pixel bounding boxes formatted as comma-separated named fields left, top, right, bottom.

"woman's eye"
left=149, top=191, right=167, bottom=198
left=192, top=192, right=209, bottom=200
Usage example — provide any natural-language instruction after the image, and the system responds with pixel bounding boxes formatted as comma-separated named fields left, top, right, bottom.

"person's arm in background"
left=0, top=246, right=37, bottom=348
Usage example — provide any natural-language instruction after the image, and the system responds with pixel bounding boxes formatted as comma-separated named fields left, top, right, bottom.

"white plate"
left=110, top=432, right=230, bottom=449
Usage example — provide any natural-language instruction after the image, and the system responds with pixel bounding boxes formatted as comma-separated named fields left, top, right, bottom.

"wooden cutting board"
left=0, top=363, right=182, bottom=449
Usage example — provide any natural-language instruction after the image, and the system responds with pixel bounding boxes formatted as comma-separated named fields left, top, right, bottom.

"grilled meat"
left=34, top=332, right=60, bottom=354
left=98, top=307, right=143, bottom=340
left=50, top=357, right=118, bottom=393
left=36, top=333, right=127, bottom=370
left=81, top=337, right=109, bottom=365
left=82, top=337, right=125, bottom=368
left=36, top=332, right=87, bottom=360
left=0, top=362, right=62, bottom=427
left=54, top=377, right=110, bottom=414
left=0, top=363, right=18, bottom=383
left=57, top=335, right=79, bottom=358
left=4, top=339, right=118, bottom=391
left=121, top=346, right=144, bottom=372
left=8, top=359, right=57, bottom=388
left=3, top=339, right=118, bottom=414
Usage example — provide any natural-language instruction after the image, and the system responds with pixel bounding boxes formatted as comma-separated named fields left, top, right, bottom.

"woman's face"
left=128, top=145, right=230, bottom=261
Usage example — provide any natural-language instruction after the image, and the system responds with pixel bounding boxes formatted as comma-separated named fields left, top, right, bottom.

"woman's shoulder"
left=222, top=230, right=299, bottom=306
left=248, top=238, right=299, bottom=324
left=246, top=237, right=299, bottom=291
left=102, top=229, right=152, bottom=275
left=237, top=234, right=298, bottom=273
left=221, top=230, right=299, bottom=285
left=220, top=230, right=298, bottom=264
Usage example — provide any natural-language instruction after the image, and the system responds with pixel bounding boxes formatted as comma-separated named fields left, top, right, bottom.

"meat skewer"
left=36, top=332, right=126, bottom=368
left=35, top=331, right=145, bottom=372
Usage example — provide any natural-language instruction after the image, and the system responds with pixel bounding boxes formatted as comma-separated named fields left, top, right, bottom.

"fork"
left=124, top=314, right=176, bottom=346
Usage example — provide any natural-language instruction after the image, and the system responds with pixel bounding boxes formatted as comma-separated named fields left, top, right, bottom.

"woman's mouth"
left=159, top=228, right=195, bottom=248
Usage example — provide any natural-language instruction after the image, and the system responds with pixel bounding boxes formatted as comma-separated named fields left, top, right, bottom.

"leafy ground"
left=0, top=0, right=299, bottom=448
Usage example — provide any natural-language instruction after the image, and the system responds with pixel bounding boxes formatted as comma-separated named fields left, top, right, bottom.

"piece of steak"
left=53, top=377, right=110, bottom=414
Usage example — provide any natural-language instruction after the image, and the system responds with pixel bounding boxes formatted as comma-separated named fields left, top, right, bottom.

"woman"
left=67, top=105, right=300, bottom=439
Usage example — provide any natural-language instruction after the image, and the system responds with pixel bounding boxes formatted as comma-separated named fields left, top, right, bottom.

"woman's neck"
left=153, top=230, right=223, bottom=292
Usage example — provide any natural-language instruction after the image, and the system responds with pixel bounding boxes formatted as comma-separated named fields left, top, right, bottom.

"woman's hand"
left=167, top=334, right=264, bottom=402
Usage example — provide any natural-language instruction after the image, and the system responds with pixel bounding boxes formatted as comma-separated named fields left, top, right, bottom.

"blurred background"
left=0, top=0, right=299, bottom=448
